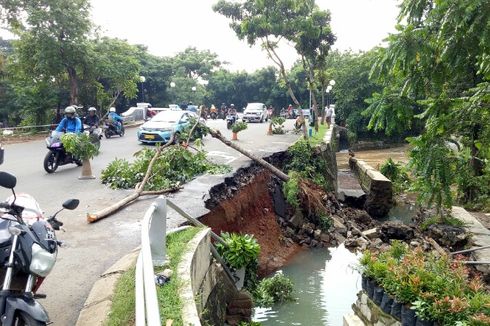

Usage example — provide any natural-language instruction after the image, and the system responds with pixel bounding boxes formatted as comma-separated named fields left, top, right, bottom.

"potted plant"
left=61, top=133, right=99, bottom=179
left=216, top=232, right=260, bottom=290
left=231, top=121, right=248, bottom=141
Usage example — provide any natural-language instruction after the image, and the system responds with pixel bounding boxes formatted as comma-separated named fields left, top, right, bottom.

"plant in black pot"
left=216, top=232, right=260, bottom=290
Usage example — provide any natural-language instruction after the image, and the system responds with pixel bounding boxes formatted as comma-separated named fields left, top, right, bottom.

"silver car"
left=242, top=102, right=268, bottom=123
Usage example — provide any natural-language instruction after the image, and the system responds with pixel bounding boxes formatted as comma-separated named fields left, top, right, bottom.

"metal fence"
left=135, top=196, right=236, bottom=326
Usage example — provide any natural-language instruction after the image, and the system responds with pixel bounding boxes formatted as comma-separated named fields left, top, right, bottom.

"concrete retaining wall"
left=349, top=291, right=401, bottom=326
left=178, top=228, right=249, bottom=326
left=318, top=124, right=338, bottom=192
left=349, top=157, right=393, bottom=217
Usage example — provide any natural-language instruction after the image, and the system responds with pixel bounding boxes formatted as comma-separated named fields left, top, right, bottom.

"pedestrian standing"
left=325, top=105, right=333, bottom=127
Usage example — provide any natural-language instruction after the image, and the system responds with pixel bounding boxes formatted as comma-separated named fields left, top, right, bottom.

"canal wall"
left=349, top=157, right=393, bottom=217
left=348, top=291, right=401, bottom=326
left=179, top=228, right=253, bottom=326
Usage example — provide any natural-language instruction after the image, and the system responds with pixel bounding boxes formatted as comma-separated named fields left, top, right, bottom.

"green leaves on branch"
left=216, top=232, right=260, bottom=270
left=231, top=121, right=248, bottom=134
left=271, top=117, right=286, bottom=134
left=254, top=272, right=295, bottom=308
left=61, top=133, right=99, bottom=160
left=101, top=146, right=230, bottom=191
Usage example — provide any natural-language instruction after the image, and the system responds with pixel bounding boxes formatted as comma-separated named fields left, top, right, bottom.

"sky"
left=1, top=0, right=400, bottom=72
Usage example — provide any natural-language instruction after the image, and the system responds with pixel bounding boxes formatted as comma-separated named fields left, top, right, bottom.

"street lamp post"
left=139, top=76, right=146, bottom=103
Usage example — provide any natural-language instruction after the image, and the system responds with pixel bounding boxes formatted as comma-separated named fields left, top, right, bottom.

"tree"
left=365, top=0, right=490, bottom=213
left=174, top=47, right=221, bottom=80
left=0, top=0, right=93, bottom=105
left=214, top=0, right=331, bottom=137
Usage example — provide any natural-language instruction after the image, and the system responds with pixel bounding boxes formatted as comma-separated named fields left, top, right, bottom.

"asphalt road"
left=1, top=118, right=299, bottom=325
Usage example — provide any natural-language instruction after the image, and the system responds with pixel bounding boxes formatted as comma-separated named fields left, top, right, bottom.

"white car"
left=242, top=103, right=268, bottom=123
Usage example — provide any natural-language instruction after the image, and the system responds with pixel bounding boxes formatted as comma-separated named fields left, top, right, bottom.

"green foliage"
left=380, top=158, right=410, bottom=194
left=365, top=0, right=490, bottom=213
left=237, top=322, right=262, bottom=326
left=101, top=146, right=230, bottom=191
left=317, top=214, right=332, bottom=232
left=286, top=139, right=332, bottom=191
left=271, top=117, right=286, bottom=134
left=283, top=172, right=301, bottom=208
left=420, top=215, right=465, bottom=231
left=106, top=268, right=135, bottom=326
left=180, top=117, right=209, bottom=142
left=359, top=243, right=490, bottom=324
left=215, top=232, right=260, bottom=270
left=254, top=272, right=295, bottom=308
left=231, top=121, right=248, bottom=134
left=61, top=133, right=99, bottom=160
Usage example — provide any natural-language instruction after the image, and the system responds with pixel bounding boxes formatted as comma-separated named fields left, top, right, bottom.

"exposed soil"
left=201, top=169, right=303, bottom=276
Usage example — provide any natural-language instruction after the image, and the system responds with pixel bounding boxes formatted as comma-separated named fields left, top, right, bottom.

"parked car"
left=137, top=111, right=192, bottom=144
left=242, top=102, right=268, bottom=123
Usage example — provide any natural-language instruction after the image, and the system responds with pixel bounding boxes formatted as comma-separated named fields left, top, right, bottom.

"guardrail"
left=135, top=196, right=235, bottom=326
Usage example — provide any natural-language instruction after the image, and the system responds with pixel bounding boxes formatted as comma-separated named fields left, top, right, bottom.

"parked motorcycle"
left=103, top=120, right=125, bottom=139
left=226, top=114, right=237, bottom=130
left=0, top=171, right=79, bottom=325
left=43, top=131, right=82, bottom=174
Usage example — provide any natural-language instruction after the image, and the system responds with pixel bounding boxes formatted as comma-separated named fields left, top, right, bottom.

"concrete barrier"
left=349, top=157, right=393, bottom=217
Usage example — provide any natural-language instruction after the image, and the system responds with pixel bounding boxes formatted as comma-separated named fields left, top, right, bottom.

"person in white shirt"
left=325, top=106, right=333, bottom=127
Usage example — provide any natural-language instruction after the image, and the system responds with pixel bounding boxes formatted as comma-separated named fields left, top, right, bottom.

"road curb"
left=75, top=247, right=140, bottom=326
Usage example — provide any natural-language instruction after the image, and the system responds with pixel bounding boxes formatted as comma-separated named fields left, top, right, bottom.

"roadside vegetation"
left=359, top=241, right=490, bottom=325
left=101, top=146, right=230, bottom=191
left=106, top=268, right=136, bottom=326
left=157, top=227, right=202, bottom=325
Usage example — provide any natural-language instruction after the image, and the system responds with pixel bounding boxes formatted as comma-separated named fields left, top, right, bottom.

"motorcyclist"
left=108, top=107, right=124, bottom=132
left=84, top=107, right=99, bottom=128
left=228, top=104, right=237, bottom=116
left=55, top=106, right=82, bottom=133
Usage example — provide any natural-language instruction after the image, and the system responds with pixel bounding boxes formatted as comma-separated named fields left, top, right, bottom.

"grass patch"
left=157, top=227, right=202, bottom=326
left=420, top=215, right=465, bottom=231
left=309, top=123, right=328, bottom=146
left=106, top=268, right=136, bottom=326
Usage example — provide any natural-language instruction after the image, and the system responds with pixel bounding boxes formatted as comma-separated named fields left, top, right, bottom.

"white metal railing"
left=135, top=196, right=234, bottom=326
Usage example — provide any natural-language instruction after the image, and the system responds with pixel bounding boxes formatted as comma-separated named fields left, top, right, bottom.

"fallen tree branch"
left=87, top=135, right=175, bottom=223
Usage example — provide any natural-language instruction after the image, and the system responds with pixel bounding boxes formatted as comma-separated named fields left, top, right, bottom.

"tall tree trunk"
left=303, top=57, right=320, bottom=132
left=67, top=66, right=79, bottom=105
left=321, top=83, right=326, bottom=125
left=264, top=38, right=308, bottom=138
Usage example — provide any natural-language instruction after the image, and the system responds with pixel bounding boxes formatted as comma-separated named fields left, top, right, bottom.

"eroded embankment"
left=201, top=161, right=303, bottom=276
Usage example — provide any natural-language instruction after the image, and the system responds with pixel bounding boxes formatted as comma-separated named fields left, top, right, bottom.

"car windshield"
left=246, top=104, right=263, bottom=111
left=151, top=112, right=183, bottom=123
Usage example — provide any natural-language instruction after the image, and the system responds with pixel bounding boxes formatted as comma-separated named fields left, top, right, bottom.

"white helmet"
left=109, top=107, right=116, bottom=112
left=88, top=107, right=97, bottom=112
left=64, top=106, right=76, bottom=114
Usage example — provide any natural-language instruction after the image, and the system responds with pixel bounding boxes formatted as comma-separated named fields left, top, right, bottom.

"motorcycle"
left=0, top=171, right=79, bottom=325
left=43, top=131, right=82, bottom=174
left=83, top=124, right=103, bottom=150
left=210, top=111, right=217, bottom=120
left=226, top=114, right=237, bottom=130
left=103, top=120, right=125, bottom=139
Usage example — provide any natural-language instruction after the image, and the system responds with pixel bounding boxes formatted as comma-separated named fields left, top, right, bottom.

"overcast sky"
left=1, top=0, right=400, bottom=72
left=90, top=0, right=399, bottom=71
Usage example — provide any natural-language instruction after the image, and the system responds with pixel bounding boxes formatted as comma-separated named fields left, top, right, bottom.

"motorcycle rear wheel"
left=227, top=122, right=232, bottom=130
left=43, top=152, right=58, bottom=174
left=104, top=130, right=111, bottom=139
left=119, top=126, right=125, bottom=137
left=14, top=312, right=47, bottom=326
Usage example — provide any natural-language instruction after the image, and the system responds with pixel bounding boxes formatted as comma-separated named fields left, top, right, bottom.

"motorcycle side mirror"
left=0, top=171, right=16, bottom=189
left=62, top=199, right=79, bottom=210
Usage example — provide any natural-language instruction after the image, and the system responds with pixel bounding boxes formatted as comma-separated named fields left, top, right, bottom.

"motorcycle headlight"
left=30, top=243, right=57, bottom=277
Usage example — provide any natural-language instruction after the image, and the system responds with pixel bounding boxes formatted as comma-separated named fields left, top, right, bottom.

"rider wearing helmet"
left=55, top=106, right=82, bottom=133
left=108, top=107, right=124, bottom=132
left=84, top=107, right=99, bottom=128
left=228, top=104, right=237, bottom=115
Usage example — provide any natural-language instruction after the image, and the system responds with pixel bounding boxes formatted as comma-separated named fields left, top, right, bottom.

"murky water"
left=385, top=202, right=417, bottom=224
left=336, top=145, right=410, bottom=170
left=253, top=244, right=361, bottom=326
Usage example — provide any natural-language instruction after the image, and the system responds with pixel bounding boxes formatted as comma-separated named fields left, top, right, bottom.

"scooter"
left=83, top=124, right=103, bottom=150
left=43, top=131, right=82, bottom=174
left=0, top=171, right=79, bottom=325
left=103, top=120, right=125, bottom=138
left=226, top=114, right=237, bottom=130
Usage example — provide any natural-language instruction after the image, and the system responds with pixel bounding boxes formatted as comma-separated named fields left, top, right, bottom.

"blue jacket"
left=109, top=112, right=123, bottom=122
left=56, top=117, right=82, bottom=133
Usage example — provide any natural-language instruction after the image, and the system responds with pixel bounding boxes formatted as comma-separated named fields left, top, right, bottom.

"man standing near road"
left=325, top=105, right=333, bottom=127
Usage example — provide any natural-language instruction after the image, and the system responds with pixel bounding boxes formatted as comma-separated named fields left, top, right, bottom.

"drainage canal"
left=253, top=244, right=360, bottom=325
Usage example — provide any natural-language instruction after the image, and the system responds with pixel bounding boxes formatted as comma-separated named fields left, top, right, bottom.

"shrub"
left=232, top=121, right=248, bottom=133
left=358, top=244, right=490, bottom=324
left=380, top=158, right=410, bottom=193
left=101, top=146, right=230, bottom=191
left=215, top=232, right=260, bottom=270
left=61, top=133, right=99, bottom=160
left=283, top=171, right=301, bottom=208
left=420, top=215, right=465, bottom=231
left=318, top=214, right=332, bottom=232
left=254, top=272, right=295, bottom=307
left=271, top=117, right=286, bottom=134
